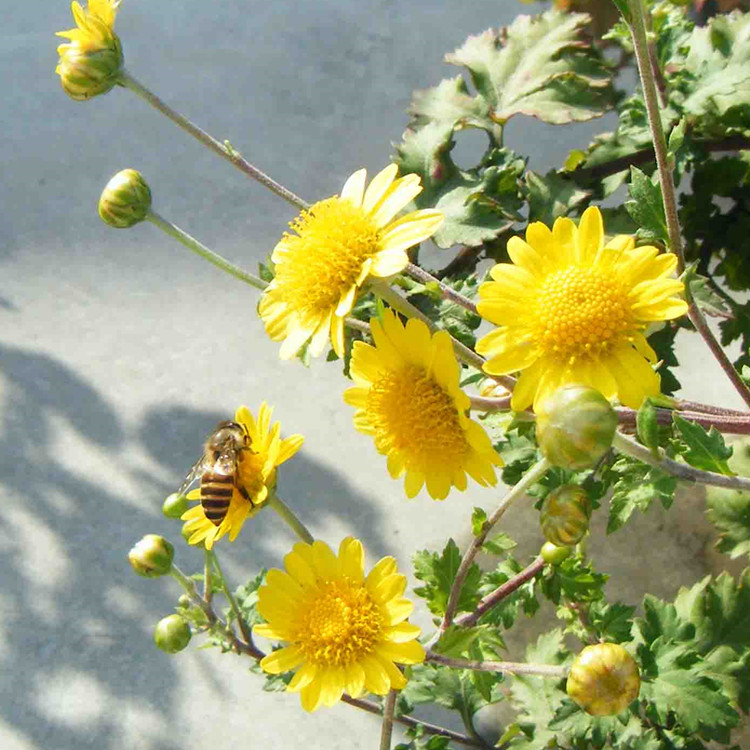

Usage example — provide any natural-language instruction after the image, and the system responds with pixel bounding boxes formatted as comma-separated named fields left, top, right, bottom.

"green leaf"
left=636, top=398, right=661, bottom=458
left=672, top=414, right=734, bottom=476
left=432, top=625, right=486, bottom=658
left=541, top=555, right=608, bottom=605
left=607, top=456, right=678, bottom=533
left=482, top=531, right=516, bottom=556
left=446, top=12, right=614, bottom=126
left=471, top=507, right=487, bottom=536
left=235, top=569, right=267, bottom=627
left=687, top=271, right=732, bottom=319
left=625, top=166, right=669, bottom=244
left=477, top=556, right=540, bottom=628
left=706, top=488, right=750, bottom=559
left=413, top=539, right=481, bottom=616
left=668, top=117, right=687, bottom=163
left=524, top=170, right=590, bottom=226
left=587, top=600, right=636, bottom=644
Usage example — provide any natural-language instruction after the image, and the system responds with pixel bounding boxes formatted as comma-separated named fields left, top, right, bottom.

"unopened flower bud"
left=128, top=534, right=174, bottom=577
left=99, top=169, right=152, bottom=228
left=154, top=614, right=192, bottom=654
left=566, top=643, right=640, bottom=716
left=536, top=386, right=617, bottom=470
left=540, top=541, right=572, bottom=565
left=540, top=485, right=592, bottom=546
left=56, top=36, right=123, bottom=100
left=162, top=492, right=189, bottom=519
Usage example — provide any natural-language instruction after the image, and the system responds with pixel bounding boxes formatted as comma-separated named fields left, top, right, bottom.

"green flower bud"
left=540, top=485, right=591, bottom=546
left=128, top=534, right=174, bottom=577
left=99, top=169, right=152, bottom=228
left=177, top=594, right=192, bottom=609
left=536, top=386, right=617, bottom=470
left=162, top=492, right=189, bottom=519
left=540, top=541, right=572, bottom=565
left=154, top=614, right=192, bottom=654
left=566, top=643, right=640, bottom=716
left=56, top=33, right=123, bottom=101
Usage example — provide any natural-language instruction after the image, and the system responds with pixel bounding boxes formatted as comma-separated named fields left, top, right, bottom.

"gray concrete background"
left=2, top=1, right=747, bottom=749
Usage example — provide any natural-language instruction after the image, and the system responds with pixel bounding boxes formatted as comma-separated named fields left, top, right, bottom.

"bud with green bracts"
left=154, top=614, right=192, bottom=654
left=566, top=643, right=640, bottom=716
left=540, top=485, right=592, bottom=546
left=536, top=386, right=617, bottom=470
left=128, top=534, right=174, bottom=577
left=56, top=31, right=123, bottom=101
left=162, top=492, right=189, bottom=519
left=540, top=541, right=572, bottom=565
left=99, top=169, right=152, bottom=228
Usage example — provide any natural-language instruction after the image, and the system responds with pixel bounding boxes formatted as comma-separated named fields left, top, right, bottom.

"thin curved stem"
left=616, top=406, right=750, bottom=435
left=147, top=211, right=267, bottom=290
left=613, top=431, right=750, bottom=491
left=119, top=71, right=308, bottom=210
left=379, top=690, right=397, bottom=750
left=203, top=548, right=213, bottom=604
left=435, top=459, right=549, bottom=642
left=207, top=550, right=255, bottom=648
left=404, top=263, right=479, bottom=316
left=267, top=492, right=314, bottom=544
left=456, top=556, right=546, bottom=629
left=341, top=696, right=488, bottom=748
left=371, top=280, right=517, bottom=391
left=427, top=652, right=567, bottom=679
left=627, top=1, right=750, bottom=411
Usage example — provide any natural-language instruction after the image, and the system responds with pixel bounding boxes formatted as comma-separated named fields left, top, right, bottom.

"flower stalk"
left=613, top=431, right=750, bottom=492
left=379, top=690, right=398, bottom=750
left=626, top=0, right=750, bottom=410
left=427, top=652, right=567, bottom=679
left=404, top=263, right=479, bottom=316
left=119, top=71, right=308, bottom=210
left=146, top=211, right=267, bottom=290
left=437, top=458, right=549, bottom=639
left=207, top=549, right=254, bottom=647
left=267, top=491, right=314, bottom=544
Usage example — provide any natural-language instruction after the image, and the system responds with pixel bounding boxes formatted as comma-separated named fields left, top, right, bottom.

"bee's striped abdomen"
left=200, top=471, right=233, bottom=526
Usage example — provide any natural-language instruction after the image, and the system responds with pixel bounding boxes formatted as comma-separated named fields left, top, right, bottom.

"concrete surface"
left=1, top=1, right=747, bottom=749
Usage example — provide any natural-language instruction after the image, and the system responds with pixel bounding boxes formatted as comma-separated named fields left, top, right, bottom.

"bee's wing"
left=178, top=455, right=208, bottom=496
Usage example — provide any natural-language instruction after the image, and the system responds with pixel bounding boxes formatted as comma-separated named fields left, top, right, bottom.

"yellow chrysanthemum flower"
left=259, top=165, right=444, bottom=360
left=344, top=309, right=503, bottom=500
left=476, top=206, right=688, bottom=411
left=254, top=537, right=425, bottom=712
left=55, top=0, right=123, bottom=100
left=181, top=404, right=304, bottom=550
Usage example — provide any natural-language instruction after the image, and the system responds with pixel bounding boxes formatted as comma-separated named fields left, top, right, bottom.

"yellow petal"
left=366, top=556, right=398, bottom=587
left=338, top=537, right=365, bottom=582
left=404, top=469, right=424, bottom=498
left=477, top=327, right=538, bottom=373
left=509, top=359, right=545, bottom=412
left=383, top=597, right=415, bottom=626
left=360, top=655, right=391, bottom=695
left=610, top=344, right=661, bottom=408
left=362, top=164, right=399, bottom=214
left=376, top=639, right=426, bottom=665
left=311, top=540, right=340, bottom=579
left=576, top=206, right=603, bottom=263
left=507, top=236, right=547, bottom=278
left=344, top=662, right=366, bottom=698
left=300, top=677, right=324, bottom=712
left=370, top=249, right=409, bottom=278
left=288, top=662, right=318, bottom=692
left=551, top=216, right=577, bottom=266
left=260, top=645, right=305, bottom=674
left=370, top=174, right=423, bottom=228
left=340, top=168, right=366, bottom=207
left=277, top=434, right=304, bottom=465
left=385, top=622, right=422, bottom=643
left=320, top=667, right=346, bottom=707
left=378, top=209, right=444, bottom=253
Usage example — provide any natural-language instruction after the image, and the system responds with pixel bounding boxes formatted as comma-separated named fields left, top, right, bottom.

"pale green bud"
left=154, top=614, right=192, bottom=654
left=128, top=534, right=174, bottom=578
left=56, top=33, right=123, bottom=101
left=99, top=169, right=152, bottom=228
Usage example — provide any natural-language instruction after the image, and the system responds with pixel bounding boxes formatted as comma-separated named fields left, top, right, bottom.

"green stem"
left=267, top=491, right=314, bottom=544
left=427, top=652, right=567, bottom=679
left=613, top=431, right=750, bottom=492
left=379, top=690, right=397, bottom=750
left=146, top=211, right=267, bottom=290
left=203, top=549, right=213, bottom=604
left=627, top=0, right=683, bottom=267
left=370, top=280, right=517, bottom=391
left=404, top=263, right=479, bottom=316
left=118, top=71, right=308, bottom=210
left=627, top=1, right=750, bottom=411
left=435, top=458, right=549, bottom=642
left=207, top=549, right=254, bottom=647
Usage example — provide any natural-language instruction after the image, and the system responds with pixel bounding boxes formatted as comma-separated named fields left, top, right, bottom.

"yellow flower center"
left=366, top=365, right=469, bottom=465
left=276, top=197, right=381, bottom=318
left=237, top=448, right=268, bottom=503
left=535, top=265, right=632, bottom=363
left=295, top=579, right=383, bottom=667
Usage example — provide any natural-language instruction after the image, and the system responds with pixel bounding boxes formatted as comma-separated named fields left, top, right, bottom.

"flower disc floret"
left=476, top=206, right=688, bottom=410
left=259, top=165, right=443, bottom=360
left=181, top=403, right=304, bottom=550
left=254, top=538, right=425, bottom=712
left=344, top=309, right=502, bottom=500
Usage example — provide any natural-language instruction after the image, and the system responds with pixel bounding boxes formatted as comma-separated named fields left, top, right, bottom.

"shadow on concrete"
left=0, top=343, right=390, bottom=750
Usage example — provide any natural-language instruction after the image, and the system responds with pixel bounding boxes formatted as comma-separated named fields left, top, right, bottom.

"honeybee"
left=180, top=421, right=253, bottom=526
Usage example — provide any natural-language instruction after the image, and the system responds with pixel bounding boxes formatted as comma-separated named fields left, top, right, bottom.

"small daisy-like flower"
left=344, top=309, right=502, bottom=500
left=181, top=404, right=303, bottom=550
left=476, top=206, right=688, bottom=411
left=56, top=0, right=123, bottom=100
left=254, top=537, right=425, bottom=712
left=259, top=165, right=444, bottom=360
